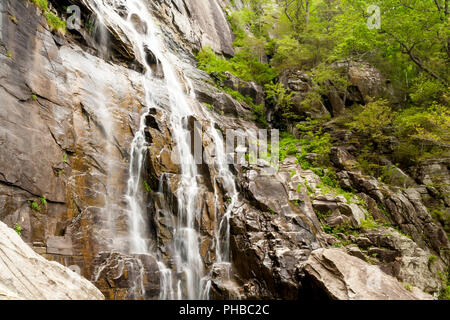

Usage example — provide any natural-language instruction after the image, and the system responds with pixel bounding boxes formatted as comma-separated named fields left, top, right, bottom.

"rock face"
left=0, top=0, right=447, bottom=301
left=148, top=0, right=234, bottom=56
left=302, top=248, right=432, bottom=300
left=0, top=221, right=104, bottom=300
left=278, top=60, right=396, bottom=120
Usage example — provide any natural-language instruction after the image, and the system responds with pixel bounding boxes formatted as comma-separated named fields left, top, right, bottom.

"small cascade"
left=90, top=0, right=238, bottom=300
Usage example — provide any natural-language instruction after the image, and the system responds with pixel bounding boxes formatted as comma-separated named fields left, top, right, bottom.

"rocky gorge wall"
left=0, top=0, right=448, bottom=300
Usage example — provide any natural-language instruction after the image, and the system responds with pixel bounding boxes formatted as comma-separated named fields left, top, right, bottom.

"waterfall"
left=90, top=0, right=237, bottom=300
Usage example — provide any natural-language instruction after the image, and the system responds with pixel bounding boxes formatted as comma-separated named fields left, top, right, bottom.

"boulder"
left=0, top=221, right=104, bottom=300
left=302, top=248, right=432, bottom=300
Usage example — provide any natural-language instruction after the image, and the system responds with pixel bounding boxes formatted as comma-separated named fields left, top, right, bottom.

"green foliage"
left=296, top=118, right=333, bottom=167
left=29, top=200, right=41, bottom=212
left=202, top=103, right=214, bottom=111
left=438, top=270, right=450, bottom=300
left=428, top=254, right=437, bottom=264
left=360, top=217, right=379, bottom=230
left=62, top=152, right=68, bottom=163
left=143, top=181, right=152, bottom=192
left=30, top=1, right=66, bottom=35
left=301, top=64, right=350, bottom=110
left=265, top=82, right=297, bottom=121
left=14, top=223, right=22, bottom=236
left=348, top=99, right=394, bottom=145
left=196, top=46, right=275, bottom=85
left=40, top=196, right=47, bottom=206
left=393, top=103, right=450, bottom=165
left=430, top=208, right=450, bottom=239
left=323, top=221, right=357, bottom=238
left=316, top=209, right=332, bottom=221
left=45, top=12, right=66, bottom=35
left=279, top=132, right=300, bottom=162
left=31, top=94, right=37, bottom=101
left=31, top=0, right=49, bottom=11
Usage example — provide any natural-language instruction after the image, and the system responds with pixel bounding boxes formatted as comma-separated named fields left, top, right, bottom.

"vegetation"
left=45, top=12, right=67, bottom=35
left=14, top=223, right=22, bottom=236
left=29, top=200, right=41, bottom=212
left=30, top=0, right=66, bottom=35
left=209, top=0, right=449, bottom=173
left=143, top=180, right=152, bottom=192
left=31, top=0, right=49, bottom=11
left=196, top=46, right=275, bottom=85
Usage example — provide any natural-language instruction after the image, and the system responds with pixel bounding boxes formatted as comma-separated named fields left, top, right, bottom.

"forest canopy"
left=197, top=0, right=449, bottom=167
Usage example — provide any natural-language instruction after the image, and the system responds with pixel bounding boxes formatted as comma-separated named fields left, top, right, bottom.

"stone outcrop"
left=0, top=221, right=104, bottom=300
left=278, top=60, right=396, bottom=120
left=302, top=248, right=432, bottom=300
left=148, top=0, right=234, bottom=56
left=0, top=0, right=447, bottom=301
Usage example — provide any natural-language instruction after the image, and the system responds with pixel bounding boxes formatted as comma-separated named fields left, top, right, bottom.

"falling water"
left=90, top=0, right=238, bottom=300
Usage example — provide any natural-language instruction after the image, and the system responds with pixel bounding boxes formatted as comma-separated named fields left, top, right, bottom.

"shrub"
left=348, top=99, right=394, bottom=145
left=196, top=46, right=275, bottom=85
left=264, top=82, right=297, bottom=121
left=278, top=132, right=300, bottom=162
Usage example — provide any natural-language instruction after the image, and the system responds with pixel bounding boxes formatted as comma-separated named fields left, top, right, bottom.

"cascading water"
left=89, top=0, right=238, bottom=300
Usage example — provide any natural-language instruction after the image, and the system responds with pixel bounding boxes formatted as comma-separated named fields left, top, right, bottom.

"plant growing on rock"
left=14, top=223, right=22, bottom=236
left=31, top=0, right=49, bottom=11
left=29, top=200, right=41, bottom=212
left=143, top=181, right=152, bottom=192
left=348, top=99, right=395, bottom=146
left=45, top=12, right=66, bottom=35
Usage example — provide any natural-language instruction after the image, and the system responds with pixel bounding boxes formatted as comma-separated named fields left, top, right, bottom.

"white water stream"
left=90, top=0, right=237, bottom=300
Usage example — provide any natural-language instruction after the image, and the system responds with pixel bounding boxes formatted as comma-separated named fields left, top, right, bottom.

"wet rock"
left=92, top=251, right=160, bottom=300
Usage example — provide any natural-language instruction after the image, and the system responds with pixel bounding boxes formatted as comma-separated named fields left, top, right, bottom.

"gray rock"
left=303, top=248, right=432, bottom=300
left=0, top=221, right=104, bottom=300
